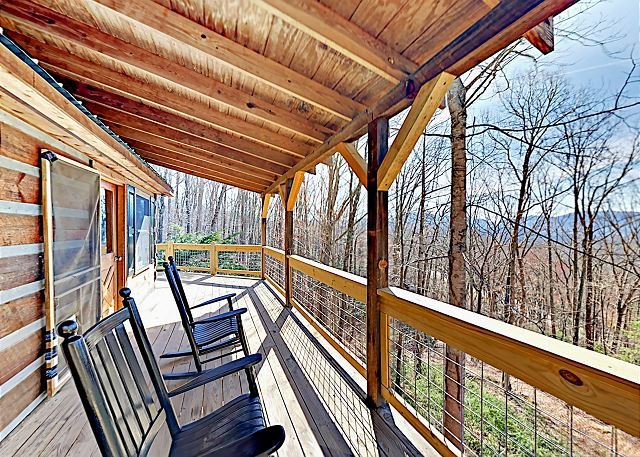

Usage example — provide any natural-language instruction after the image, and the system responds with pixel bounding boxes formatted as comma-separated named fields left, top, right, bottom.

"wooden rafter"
left=524, top=17, right=554, bottom=54
left=378, top=73, right=454, bottom=191
left=261, top=194, right=271, bottom=218
left=92, top=0, right=364, bottom=121
left=264, top=0, right=573, bottom=195
left=142, top=152, right=264, bottom=192
left=286, top=172, right=305, bottom=211
left=0, top=1, right=332, bottom=143
left=251, top=0, right=417, bottom=83
left=66, top=82, right=300, bottom=168
left=81, top=100, right=286, bottom=177
left=108, top=128, right=275, bottom=185
left=13, top=35, right=310, bottom=160
left=138, top=148, right=269, bottom=187
left=335, top=142, right=367, bottom=187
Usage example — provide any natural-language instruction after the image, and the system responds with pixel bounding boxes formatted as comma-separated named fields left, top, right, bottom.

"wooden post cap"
left=119, top=287, right=132, bottom=299
left=58, top=320, right=78, bottom=338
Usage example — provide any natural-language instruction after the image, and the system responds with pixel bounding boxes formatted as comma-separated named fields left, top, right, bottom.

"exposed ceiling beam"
left=142, top=152, right=264, bottom=192
left=12, top=35, right=311, bottom=159
left=378, top=73, right=454, bottom=191
left=0, top=0, right=332, bottom=143
left=265, top=0, right=577, bottom=194
left=135, top=149, right=272, bottom=187
left=251, top=0, right=417, bottom=83
left=109, top=127, right=276, bottom=185
left=81, top=100, right=286, bottom=178
left=92, top=0, right=364, bottom=121
left=335, top=142, right=367, bottom=187
left=523, top=17, right=554, bottom=54
left=286, top=172, right=305, bottom=211
left=73, top=84, right=293, bottom=173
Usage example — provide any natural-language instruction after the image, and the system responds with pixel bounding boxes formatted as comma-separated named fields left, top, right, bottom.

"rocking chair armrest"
left=200, top=425, right=286, bottom=457
left=168, top=354, right=262, bottom=397
left=193, top=308, right=247, bottom=325
left=191, top=293, right=237, bottom=310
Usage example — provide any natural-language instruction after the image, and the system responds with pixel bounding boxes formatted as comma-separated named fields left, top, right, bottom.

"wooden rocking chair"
left=58, top=287, right=285, bottom=457
left=161, top=260, right=251, bottom=379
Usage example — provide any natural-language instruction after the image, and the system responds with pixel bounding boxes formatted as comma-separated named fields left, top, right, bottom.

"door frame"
left=101, top=178, right=127, bottom=311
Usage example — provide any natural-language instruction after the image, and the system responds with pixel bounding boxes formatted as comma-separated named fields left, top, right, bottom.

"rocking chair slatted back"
left=163, top=262, right=203, bottom=371
left=59, top=291, right=180, bottom=457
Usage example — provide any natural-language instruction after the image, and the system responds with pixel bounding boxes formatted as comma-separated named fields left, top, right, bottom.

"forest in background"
left=154, top=59, right=639, bottom=364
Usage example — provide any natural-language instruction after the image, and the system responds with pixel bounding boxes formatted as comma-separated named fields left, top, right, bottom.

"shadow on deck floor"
left=0, top=274, right=437, bottom=457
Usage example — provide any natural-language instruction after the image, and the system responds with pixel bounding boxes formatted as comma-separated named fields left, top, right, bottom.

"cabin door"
left=100, top=181, right=119, bottom=317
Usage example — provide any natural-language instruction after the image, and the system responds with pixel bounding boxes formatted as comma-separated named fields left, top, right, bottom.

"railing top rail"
left=288, top=255, right=366, bottom=303
left=379, top=286, right=640, bottom=437
left=215, top=244, right=261, bottom=252
left=263, top=246, right=285, bottom=261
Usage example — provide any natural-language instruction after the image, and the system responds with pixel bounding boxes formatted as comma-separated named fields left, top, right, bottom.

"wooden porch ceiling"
left=0, top=0, right=576, bottom=194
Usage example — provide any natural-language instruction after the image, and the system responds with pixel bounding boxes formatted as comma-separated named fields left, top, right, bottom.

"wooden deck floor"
left=0, top=273, right=437, bottom=457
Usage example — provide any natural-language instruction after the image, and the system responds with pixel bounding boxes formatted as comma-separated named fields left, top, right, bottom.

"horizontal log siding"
left=0, top=115, right=51, bottom=441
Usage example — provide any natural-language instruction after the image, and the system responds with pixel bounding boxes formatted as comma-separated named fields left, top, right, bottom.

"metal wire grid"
left=279, top=314, right=379, bottom=457
left=264, top=254, right=285, bottom=290
left=387, top=318, right=633, bottom=457
left=291, top=269, right=367, bottom=365
left=173, top=249, right=210, bottom=269
left=156, top=247, right=167, bottom=266
left=216, top=251, right=261, bottom=272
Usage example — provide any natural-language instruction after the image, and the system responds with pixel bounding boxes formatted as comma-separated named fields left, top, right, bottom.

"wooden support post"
left=366, top=117, right=389, bottom=408
left=166, top=239, right=175, bottom=260
left=210, top=242, right=217, bottom=275
left=282, top=179, right=294, bottom=307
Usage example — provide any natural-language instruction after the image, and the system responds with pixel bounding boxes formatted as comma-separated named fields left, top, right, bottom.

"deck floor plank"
left=0, top=274, right=436, bottom=457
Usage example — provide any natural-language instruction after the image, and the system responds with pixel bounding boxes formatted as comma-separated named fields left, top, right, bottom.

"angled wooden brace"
left=286, top=171, right=305, bottom=211
left=336, top=142, right=367, bottom=187
left=262, top=193, right=271, bottom=218
left=377, top=72, right=455, bottom=191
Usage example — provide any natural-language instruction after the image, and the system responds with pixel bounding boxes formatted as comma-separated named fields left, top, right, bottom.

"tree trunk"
left=444, top=77, right=466, bottom=451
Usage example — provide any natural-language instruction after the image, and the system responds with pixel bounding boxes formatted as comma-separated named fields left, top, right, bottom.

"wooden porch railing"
left=156, top=242, right=639, bottom=455
left=156, top=242, right=262, bottom=276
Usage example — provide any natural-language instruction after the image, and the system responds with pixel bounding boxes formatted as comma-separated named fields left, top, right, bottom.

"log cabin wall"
left=0, top=116, right=89, bottom=439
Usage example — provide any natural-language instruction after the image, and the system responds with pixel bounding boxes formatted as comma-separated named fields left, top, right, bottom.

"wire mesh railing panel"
left=156, top=246, right=167, bottom=267
left=386, top=318, right=639, bottom=457
left=264, top=253, right=285, bottom=291
left=173, top=248, right=210, bottom=270
left=291, top=268, right=366, bottom=366
left=217, top=250, right=261, bottom=273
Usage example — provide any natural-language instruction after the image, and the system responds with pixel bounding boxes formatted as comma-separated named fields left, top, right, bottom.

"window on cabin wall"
left=127, top=185, right=155, bottom=275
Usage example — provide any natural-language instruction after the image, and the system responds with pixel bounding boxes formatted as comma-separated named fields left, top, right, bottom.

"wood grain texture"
left=0, top=214, right=42, bottom=246
left=0, top=253, right=43, bottom=291
left=336, top=142, right=367, bottom=187
left=0, top=369, right=44, bottom=431
left=523, top=16, right=554, bottom=54
left=379, top=286, right=640, bottom=437
left=0, top=166, right=40, bottom=204
left=378, top=73, right=454, bottom=191
left=0, top=291, right=44, bottom=339
left=0, top=331, right=43, bottom=384
left=0, top=0, right=332, bottom=143
left=93, top=0, right=364, bottom=120
left=252, top=0, right=417, bottom=82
